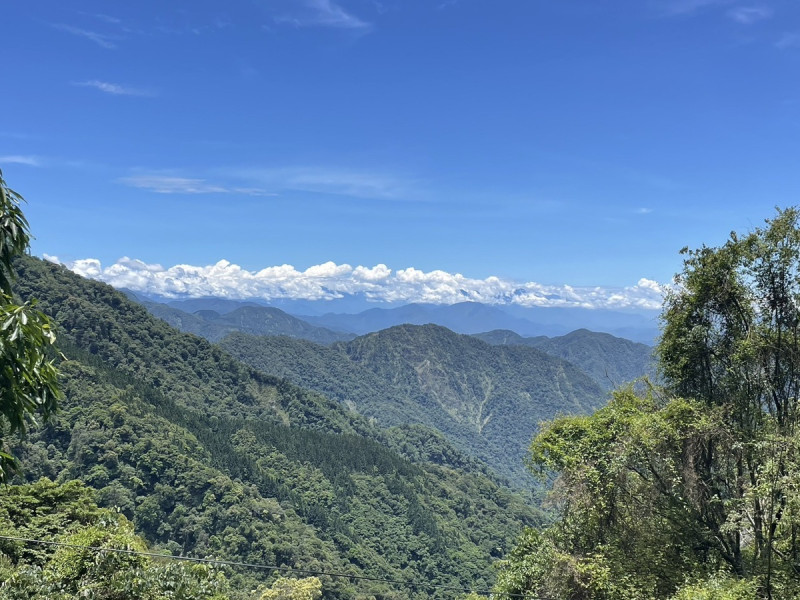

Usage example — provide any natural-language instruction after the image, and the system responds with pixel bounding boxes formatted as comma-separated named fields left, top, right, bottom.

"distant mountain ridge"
left=142, top=301, right=355, bottom=345
left=129, top=293, right=660, bottom=343
left=298, top=301, right=659, bottom=343
left=474, top=328, right=655, bottom=390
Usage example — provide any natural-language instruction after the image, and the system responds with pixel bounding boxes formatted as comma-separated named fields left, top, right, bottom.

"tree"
left=0, top=479, right=232, bottom=599
left=494, top=209, right=800, bottom=600
left=0, top=169, right=60, bottom=481
left=259, top=576, right=323, bottom=600
left=658, top=208, right=800, bottom=597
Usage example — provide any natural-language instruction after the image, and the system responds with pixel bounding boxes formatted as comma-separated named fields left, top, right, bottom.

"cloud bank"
left=47, top=256, right=665, bottom=311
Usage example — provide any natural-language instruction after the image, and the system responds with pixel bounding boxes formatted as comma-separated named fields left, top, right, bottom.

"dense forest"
left=217, top=325, right=608, bottom=488
left=2, top=254, right=540, bottom=599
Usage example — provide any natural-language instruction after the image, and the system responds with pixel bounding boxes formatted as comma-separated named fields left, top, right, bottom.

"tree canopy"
left=495, top=208, right=800, bottom=599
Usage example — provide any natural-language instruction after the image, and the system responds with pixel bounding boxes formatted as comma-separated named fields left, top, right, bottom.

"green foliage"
left=0, top=479, right=232, bottom=600
left=259, top=576, right=323, bottom=600
left=496, top=209, right=800, bottom=599
left=669, top=574, right=758, bottom=600
left=0, top=170, right=60, bottom=482
left=0, top=170, right=29, bottom=296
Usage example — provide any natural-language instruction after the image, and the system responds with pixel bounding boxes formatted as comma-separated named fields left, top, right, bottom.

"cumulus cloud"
left=74, top=80, right=155, bottom=97
left=58, top=257, right=666, bottom=310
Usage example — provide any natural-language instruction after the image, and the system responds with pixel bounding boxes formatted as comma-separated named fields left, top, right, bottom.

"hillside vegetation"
left=6, top=257, right=541, bottom=599
left=220, top=325, right=607, bottom=488
left=493, top=210, right=800, bottom=600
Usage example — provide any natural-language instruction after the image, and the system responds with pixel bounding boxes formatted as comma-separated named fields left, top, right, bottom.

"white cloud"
left=230, top=166, right=410, bottom=199
left=273, top=0, right=371, bottom=30
left=118, top=175, right=272, bottom=195
left=656, top=0, right=730, bottom=16
left=0, top=155, right=41, bottom=167
left=119, top=176, right=227, bottom=194
left=306, top=0, right=371, bottom=29
left=74, top=80, right=155, bottom=97
left=53, top=24, right=117, bottom=48
left=85, top=13, right=122, bottom=24
left=119, top=167, right=402, bottom=199
left=57, top=257, right=666, bottom=310
left=727, top=6, right=773, bottom=23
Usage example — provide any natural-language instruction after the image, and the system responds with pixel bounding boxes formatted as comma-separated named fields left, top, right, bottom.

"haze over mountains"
left=129, top=292, right=659, bottom=344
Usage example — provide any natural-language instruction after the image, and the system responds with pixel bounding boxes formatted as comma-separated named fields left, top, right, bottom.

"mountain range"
left=131, top=293, right=660, bottom=344
left=129, top=293, right=654, bottom=487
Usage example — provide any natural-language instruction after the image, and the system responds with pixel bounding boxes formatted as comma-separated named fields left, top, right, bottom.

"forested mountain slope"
left=220, top=325, right=607, bottom=488
left=10, top=257, right=541, bottom=599
left=474, top=328, right=654, bottom=390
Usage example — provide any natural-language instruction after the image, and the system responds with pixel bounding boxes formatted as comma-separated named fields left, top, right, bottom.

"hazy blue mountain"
left=501, top=305, right=660, bottom=344
left=474, top=328, right=654, bottom=390
left=297, top=301, right=559, bottom=336
left=221, top=324, right=607, bottom=487
left=296, top=301, right=659, bottom=342
left=142, top=301, right=356, bottom=344
left=122, top=288, right=660, bottom=342
left=166, top=297, right=264, bottom=314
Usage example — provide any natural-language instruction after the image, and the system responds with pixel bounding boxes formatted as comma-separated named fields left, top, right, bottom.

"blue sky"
left=3, top=0, right=800, bottom=309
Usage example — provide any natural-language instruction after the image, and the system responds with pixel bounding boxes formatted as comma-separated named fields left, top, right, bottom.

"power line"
left=0, top=534, right=545, bottom=599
